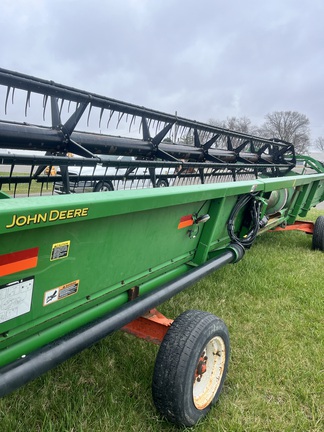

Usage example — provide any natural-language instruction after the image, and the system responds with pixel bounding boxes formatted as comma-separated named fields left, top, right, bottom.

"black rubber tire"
left=156, top=178, right=169, bottom=187
left=93, top=181, right=114, bottom=192
left=312, top=215, right=324, bottom=251
left=152, top=310, right=230, bottom=427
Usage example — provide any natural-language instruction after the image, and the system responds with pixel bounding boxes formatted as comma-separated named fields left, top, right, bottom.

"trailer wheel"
left=152, top=310, right=230, bottom=427
left=94, top=181, right=114, bottom=192
left=156, top=178, right=169, bottom=187
left=312, top=216, right=324, bottom=251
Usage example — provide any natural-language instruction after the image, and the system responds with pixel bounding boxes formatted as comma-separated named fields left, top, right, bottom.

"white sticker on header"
left=0, top=277, right=34, bottom=324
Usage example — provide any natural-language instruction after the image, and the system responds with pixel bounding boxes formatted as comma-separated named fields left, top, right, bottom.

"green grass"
left=0, top=180, right=53, bottom=196
left=0, top=172, right=54, bottom=195
left=0, top=209, right=323, bottom=431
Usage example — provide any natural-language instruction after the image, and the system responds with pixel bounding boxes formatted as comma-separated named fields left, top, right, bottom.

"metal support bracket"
left=273, top=220, right=314, bottom=234
left=121, top=308, right=173, bottom=344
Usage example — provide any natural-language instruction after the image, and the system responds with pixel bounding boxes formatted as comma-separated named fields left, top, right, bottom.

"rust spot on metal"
left=195, top=352, right=207, bottom=382
left=127, top=286, right=139, bottom=301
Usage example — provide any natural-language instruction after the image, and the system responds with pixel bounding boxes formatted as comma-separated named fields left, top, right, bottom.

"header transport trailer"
left=0, top=69, right=323, bottom=427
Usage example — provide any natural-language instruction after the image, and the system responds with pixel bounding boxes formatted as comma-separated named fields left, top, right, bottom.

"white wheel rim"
left=193, top=336, right=226, bottom=410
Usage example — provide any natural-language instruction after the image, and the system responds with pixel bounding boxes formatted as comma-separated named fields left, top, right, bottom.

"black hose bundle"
left=227, top=194, right=261, bottom=248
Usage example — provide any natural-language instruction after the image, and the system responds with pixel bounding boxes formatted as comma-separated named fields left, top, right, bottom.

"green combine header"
left=0, top=69, right=323, bottom=426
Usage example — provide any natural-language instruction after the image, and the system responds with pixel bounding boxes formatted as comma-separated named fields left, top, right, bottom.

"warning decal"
left=43, top=280, right=79, bottom=306
left=50, top=241, right=70, bottom=261
left=0, top=277, right=34, bottom=324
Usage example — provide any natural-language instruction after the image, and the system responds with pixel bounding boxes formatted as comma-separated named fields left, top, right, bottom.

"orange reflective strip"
left=178, top=215, right=194, bottom=229
left=0, top=247, right=39, bottom=277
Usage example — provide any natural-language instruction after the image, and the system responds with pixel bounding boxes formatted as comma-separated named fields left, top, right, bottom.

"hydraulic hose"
left=227, top=194, right=261, bottom=248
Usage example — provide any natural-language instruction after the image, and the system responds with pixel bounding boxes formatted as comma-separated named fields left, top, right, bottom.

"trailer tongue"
left=0, top=69, right=323, bottom=427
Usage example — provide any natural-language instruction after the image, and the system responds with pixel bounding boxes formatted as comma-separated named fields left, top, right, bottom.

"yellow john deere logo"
left=6, top=208, right=89, bottom=229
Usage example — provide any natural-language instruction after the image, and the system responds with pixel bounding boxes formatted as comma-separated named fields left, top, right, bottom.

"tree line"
left=209, top=111, right=318, bottom=155
left=166, top=111, right=323, bottom=155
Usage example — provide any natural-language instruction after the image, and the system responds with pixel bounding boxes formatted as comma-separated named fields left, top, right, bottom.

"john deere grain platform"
left=0, top=68, right=323, bottom=426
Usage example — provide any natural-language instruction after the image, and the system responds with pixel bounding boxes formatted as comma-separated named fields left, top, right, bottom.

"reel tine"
left=43, top=95, right=49, bottom=121
left=99, top=107, right=105, bottom=128
left=29, top=164, right=34, bottom=181
left=40, top=179, right=44, bottom=195
left=5, top=86, right=10, bottom=115
left=9, top=163, right=14, bottom=181
left=27, top=177, right=32, bottom=197
left=178, top=125, right=184, bottom=140
left=25, top=90, right=31, bottom=117
left=116, top=111, right=124, bottom=128
left=87, top=103, right=93, bottom=127
left=129, top=114, right=136, bottom=132
left=59, top=99, right=64, bottom=115
left=107, top=110, right=115, bottom=128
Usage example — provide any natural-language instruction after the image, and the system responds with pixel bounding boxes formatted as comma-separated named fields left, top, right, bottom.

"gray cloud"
left=1, top=0, right=323, bottom=140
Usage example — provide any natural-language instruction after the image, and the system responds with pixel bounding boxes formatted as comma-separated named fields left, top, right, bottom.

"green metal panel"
left=1, top=173, right=324, bottom=367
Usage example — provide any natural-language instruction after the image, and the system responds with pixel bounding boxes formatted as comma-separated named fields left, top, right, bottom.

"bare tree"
left=259, top=111, right=310, bottom=154
left=179, top=131, right=194, bottom=146
left=209, top=116, right=257, bottom=135
left=208, top=116, right=259, bottom=149
left=315, top=136, right=324, bottom=151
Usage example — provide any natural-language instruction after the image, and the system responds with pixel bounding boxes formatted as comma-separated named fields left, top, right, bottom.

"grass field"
left=0, top=209, right=323, bottom=432
left=0, top=178, right=54, bottom=196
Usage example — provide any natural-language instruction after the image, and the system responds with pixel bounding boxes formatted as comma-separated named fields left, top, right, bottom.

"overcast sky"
left=1, top=0, right=323, bottom=143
